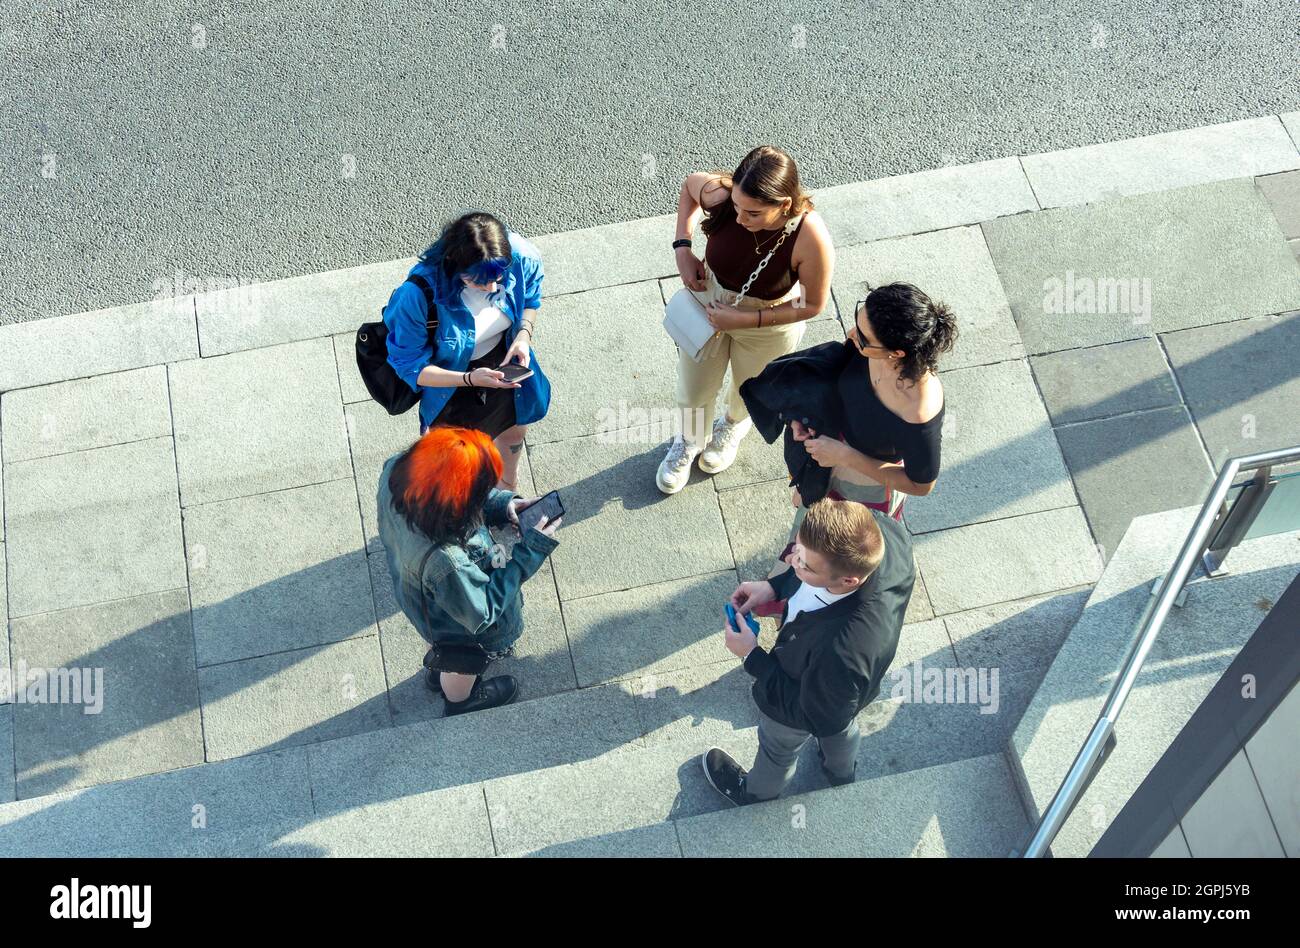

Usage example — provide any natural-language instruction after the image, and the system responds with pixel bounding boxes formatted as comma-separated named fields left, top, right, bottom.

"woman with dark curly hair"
left=759, top=282, right=957, bottom=602
left=376, top=426, right=561, bottom=716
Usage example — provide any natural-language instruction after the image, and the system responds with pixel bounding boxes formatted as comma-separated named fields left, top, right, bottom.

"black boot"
left=443, top=675, right=519, bottom=717
left=422, top=650, right=443, bottom=695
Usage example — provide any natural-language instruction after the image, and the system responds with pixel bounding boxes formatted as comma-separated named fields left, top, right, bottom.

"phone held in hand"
left=518, top=490, right=564, bottom=535
left=498, top=363, right=534, bottom=384
left=725, top=602, right=760, bottom=636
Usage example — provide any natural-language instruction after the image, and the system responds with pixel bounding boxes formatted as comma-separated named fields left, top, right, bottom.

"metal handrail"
left=1022, top=444, right=1300, bottom=858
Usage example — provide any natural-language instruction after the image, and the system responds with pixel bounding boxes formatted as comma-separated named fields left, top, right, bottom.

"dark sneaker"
left=443, top=675, right=519, bottom=717
left=816, top=743, right=857, bottom=787
left=701, top=748, right=758, bottom=807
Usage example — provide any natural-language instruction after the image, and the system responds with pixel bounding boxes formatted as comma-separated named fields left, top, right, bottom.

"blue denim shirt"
left=375, top=452, right=559, bottom=652
left=383, top=231, right=553, bottom=429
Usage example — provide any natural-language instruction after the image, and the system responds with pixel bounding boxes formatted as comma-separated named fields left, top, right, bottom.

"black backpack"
left=356, top=274, right=438, bottom=415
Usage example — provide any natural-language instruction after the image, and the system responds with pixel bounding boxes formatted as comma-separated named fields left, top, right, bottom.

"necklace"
left=752, top=222, right=788, bottom=255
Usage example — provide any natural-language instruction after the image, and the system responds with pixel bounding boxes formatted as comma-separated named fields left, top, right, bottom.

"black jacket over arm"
left=738, top=340, right=853, bottom=505
left=743, top=510, right=915, bottom=737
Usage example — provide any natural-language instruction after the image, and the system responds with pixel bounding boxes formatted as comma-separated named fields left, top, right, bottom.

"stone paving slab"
left=940, top=589, right=1091, bottom=751
left=332, top=332, right=372, bottom=404
left=514, top=821, right=681, bottom=858
left=560, top=569, right=741, bottom=688
left=197, top=635, right=391, bottom=761
left=528, top=424, right=735, bottom=600
left=1030, top=339, right=1181, bottom=426
left=3, top=436, right=186, bottom=618
left=368, top=551, right=575, bottom=725
left=0, top=747, right=313, bottom=857
left=0, top=542, right=7, bottom=701
left=675, top=752, right=1028, bottom=857
left=169, top=337, right=353, bottom=507
left=1182, top=749, right=1287, bottom=857
left=815, top=157, right=1038, bottom=248
left=236, top=784, right=496, bottom=857
left=308, top=682, right=642, bottom=816
left=1150, top=828, right=1192, bottom=858
left=9, top=589, right=202, bottom=799
left=1160, top=310, right=1300, bottom=468
left=1020, top=118, right=1300, bottom=209
left=0, top=707, right=13, bottom=803
left=0, top=295, right=197, bottom=392
left=982, top=179, right=1300, bottom=352
left=531, top=214, right=681, bottom=298
left=185, top=478, right=376, bottom=667
left=1258, top=170, right=1300, bottom=239
left=717, top=479, right=801, bottom=583
left=484, top=743, right=724, bottom=856
left=344, top=400, right=419, bottom=552
left=0, top=365, right=172, bottom=463
left=1054, top=406, right=1214, bottom=561
left=1282, top=112, right=1300, bottom=148
left=1245, top=681, right=1300, bottom=857
left=527, top=281, right=679, bottom=445
left=902, top=358, right=1076, bottom=534
left=913, top=506, right=1102, bottom=615
left=831, top=226, right=1025, bottom=372
left=195, top=257, right=415, bottom=357
left=856, top=617, right=1009, bottom=779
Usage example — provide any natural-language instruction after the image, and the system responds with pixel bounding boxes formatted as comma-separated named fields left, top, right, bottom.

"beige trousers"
left=674, top=269, right=807, bottom=446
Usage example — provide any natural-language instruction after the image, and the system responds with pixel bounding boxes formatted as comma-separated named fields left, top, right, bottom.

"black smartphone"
left=518, top=490, right=564, bottom=535
left=498, top=363, right=534, bottom=384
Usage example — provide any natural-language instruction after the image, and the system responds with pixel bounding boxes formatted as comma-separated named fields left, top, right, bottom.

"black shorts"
left=422, top=334, right=518, bottom=440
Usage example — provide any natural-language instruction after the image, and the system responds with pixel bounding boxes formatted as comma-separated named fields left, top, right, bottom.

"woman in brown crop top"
left=656, top=145, right=836, bottom=495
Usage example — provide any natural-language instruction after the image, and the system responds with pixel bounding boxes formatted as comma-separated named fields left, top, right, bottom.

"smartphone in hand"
left=518, top=490, right=564, bottom=535
left=498, top=363, right=534, bottom=384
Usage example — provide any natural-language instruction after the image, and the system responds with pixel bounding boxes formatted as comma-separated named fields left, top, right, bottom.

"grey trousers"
left=746, top=709, right=860, bottom=800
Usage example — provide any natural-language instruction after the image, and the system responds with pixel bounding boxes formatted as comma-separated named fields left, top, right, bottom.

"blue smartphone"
left=725, top=603, right=760, bottom=636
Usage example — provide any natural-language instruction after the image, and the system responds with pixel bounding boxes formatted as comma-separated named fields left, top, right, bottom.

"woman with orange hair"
left=377, top=426, right=561, bottom=716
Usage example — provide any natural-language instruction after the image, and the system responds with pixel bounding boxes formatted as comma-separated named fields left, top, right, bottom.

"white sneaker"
left=698, top=416, right=752, bottom=474
left=656, top=436, right=702, bottom=494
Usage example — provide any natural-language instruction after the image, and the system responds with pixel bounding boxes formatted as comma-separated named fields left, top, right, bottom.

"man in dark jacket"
left=702, top=498, right=915, bottom=804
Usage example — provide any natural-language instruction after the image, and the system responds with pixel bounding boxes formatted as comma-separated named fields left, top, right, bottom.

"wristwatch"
left=672, top=238, right=692, bottom=250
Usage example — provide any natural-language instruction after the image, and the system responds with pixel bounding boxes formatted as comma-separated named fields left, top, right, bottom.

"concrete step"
left=1009, top=506, right=1300, bottom=856
left=1, top=596, right=1066, bottom=856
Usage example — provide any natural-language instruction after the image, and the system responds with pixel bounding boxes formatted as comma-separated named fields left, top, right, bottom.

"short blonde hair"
left=798, top=499, right=884, bottom=580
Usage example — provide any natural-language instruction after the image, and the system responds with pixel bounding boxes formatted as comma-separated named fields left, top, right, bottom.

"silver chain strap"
left=733, top=215, right=802, bottom=305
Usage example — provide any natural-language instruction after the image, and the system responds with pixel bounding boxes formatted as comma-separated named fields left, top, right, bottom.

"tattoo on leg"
left=508, top=442, right=522, bottom=455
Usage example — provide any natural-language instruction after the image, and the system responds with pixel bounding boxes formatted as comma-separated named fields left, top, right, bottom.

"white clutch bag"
left=662, top=288, right=717, bottom=362
left=662, top=215, right=802, bottom=363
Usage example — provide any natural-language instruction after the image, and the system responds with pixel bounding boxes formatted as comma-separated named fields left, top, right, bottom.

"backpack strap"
left=407, top=274, right=439, bottom=337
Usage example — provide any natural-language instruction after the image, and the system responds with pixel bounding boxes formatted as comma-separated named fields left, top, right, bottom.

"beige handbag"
left=663, top=215, right=801, bottom=361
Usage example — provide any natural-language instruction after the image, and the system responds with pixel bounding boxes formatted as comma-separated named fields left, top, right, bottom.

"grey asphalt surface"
left=1, top=0, right=1297, bottom=325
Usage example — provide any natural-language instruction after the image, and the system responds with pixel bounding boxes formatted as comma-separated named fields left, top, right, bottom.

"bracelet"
left=463, top=370, right=474, bottom=388
left=757, top=308, right=764, bottom=328
left=672, top=238, right=692, bottom=250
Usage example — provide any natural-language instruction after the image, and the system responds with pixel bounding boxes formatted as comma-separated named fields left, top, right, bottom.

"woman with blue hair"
left=383, top=212, right=552, bottom=491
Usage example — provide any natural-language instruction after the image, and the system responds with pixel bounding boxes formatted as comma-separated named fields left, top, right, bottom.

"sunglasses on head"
left=463, top=259, right=510, bottom=286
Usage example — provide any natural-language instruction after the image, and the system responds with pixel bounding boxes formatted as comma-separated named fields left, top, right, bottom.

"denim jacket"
left=383, top=231, right=553, bottom=429
left=376, top=452, right=559, bottom=652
